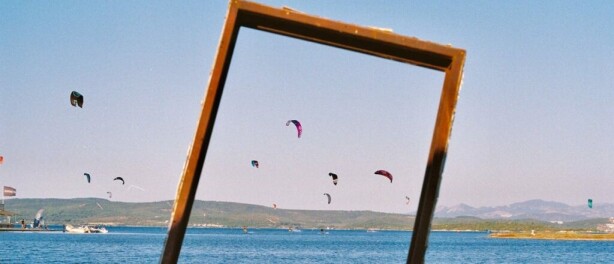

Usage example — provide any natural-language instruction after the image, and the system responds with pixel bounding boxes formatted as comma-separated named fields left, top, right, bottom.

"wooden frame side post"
left=160, top=4, right=241, bottom=264
left=408, top=52, right=466, bottom=264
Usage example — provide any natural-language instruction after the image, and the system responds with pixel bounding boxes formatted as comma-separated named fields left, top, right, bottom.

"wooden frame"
left=161, top=1, right=465, bottom=263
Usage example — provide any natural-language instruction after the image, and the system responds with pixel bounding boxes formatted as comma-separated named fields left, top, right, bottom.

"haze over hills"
left=2, top=198, right=414, bottom=230
left=2, top=198, right=613, bottom=230
left=435, top=199, right=614, bottom=222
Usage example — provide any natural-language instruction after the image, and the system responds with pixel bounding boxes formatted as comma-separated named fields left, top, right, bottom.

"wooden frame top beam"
left=235, top=1, right=463, bottom=71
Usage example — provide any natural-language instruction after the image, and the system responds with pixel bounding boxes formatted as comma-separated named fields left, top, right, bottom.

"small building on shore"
left=597, top=217, right=614, bottom=233
left=0, top=203, right=17, bottom=228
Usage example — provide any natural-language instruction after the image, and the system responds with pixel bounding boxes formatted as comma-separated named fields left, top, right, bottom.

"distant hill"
left=3, top=198, right=612, bottom=231
left=436, top=199, right=614, bottom=222
left=4, top=198, right=175, bottom=226
left=3, top=198, right=414, bottom=230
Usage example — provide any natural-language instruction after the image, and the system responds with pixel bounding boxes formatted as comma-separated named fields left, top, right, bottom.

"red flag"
left=3, top=186, right=16, bottom=197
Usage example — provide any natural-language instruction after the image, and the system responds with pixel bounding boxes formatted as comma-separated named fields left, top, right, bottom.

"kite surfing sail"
left=84, top=173, right=91, bottom=183
left=286, top=120, right=302, bottom=138
left=0, top=155, right=3, bottom=165
left=374, top=170, right=393, bottom=183
left=33, top=209, right=44, bottom=228
left=70, top=91, right=84, bottom=108
left=405, top=196, right=411, bottom=205
left=107, top=192, right=112, bottom=199
left=328, top=173, right=338, bottom=185
left=127, top=185, right=144, bottom=192
left=113, top=177, right=125, bottom=185
left=272, top=203, right=277, bottom=209
left=588, top=199, right=593, bottom=208
left=324, top=193, right=331, bottom=204
left=251, top=160, right=259, bottom=168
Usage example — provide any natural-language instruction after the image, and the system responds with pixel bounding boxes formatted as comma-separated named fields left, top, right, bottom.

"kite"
left=107, top=192, right=112, bottom=199
left=84, top=173, right=91, bottom=183
left=405, top=196, right=411, bottom=205
left=324, top=193, right=331, bottom=204
left=272, top=203, right=277, bottom=209
left=328, top=173, right=338, bottom=185
left=127, top=185, right=144, bottom=192
left=0, top=156, right=3, bottom=165
left=588, top=199, right=593, bottom=209
left=374, top=170, right=393, bottom=183
left=70, top=91, right=84, bottom=108
left=286, top=120, right=302, bottom=138
left=113, top=177, right=125, bottom=185
left=251, top=160, right=259, bottom=168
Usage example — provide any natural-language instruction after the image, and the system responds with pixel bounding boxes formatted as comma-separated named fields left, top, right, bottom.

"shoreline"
left=0, top=228, right=61, bottom=232
left=489, top=231, right=614, bottom=241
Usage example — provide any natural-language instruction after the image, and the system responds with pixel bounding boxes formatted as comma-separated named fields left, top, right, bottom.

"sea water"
left=1, top=227, right=613, bottom=263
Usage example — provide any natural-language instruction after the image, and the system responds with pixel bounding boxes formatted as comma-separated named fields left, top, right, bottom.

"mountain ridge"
left=3, top=198, right=613, bottom=229
left=435, top=199, right=614, bottom=221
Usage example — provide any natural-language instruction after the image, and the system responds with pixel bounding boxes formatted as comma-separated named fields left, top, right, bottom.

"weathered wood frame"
left=161, top=1, right=465, bottom=263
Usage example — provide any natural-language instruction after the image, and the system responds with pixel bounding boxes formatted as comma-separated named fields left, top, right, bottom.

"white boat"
left=64, top=224, right=108, bottom=234
left=64, top=224, right=86, bottom=233
left=288, top=227, right=302, bottom=232
left=89, top=225, right=108, bottom=233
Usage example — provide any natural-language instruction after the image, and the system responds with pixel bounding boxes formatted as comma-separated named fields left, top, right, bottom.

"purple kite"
left=374, top=170, right=393, bottom=183
left=286, top=120, right=302, bottom=138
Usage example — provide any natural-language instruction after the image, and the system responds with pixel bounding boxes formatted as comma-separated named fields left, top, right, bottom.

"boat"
left=64, top=224, right=108, bottom=234
left=288, top=227, right=302, bottom=232
left=89, top=225, right=108, bottom=233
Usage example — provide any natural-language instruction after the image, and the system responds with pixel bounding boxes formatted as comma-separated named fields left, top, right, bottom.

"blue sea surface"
left=1, top=227, right=613, bottom=263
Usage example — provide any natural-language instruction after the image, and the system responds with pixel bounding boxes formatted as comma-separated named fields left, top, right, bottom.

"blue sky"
left=1, top=1, right=613, bottom=214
